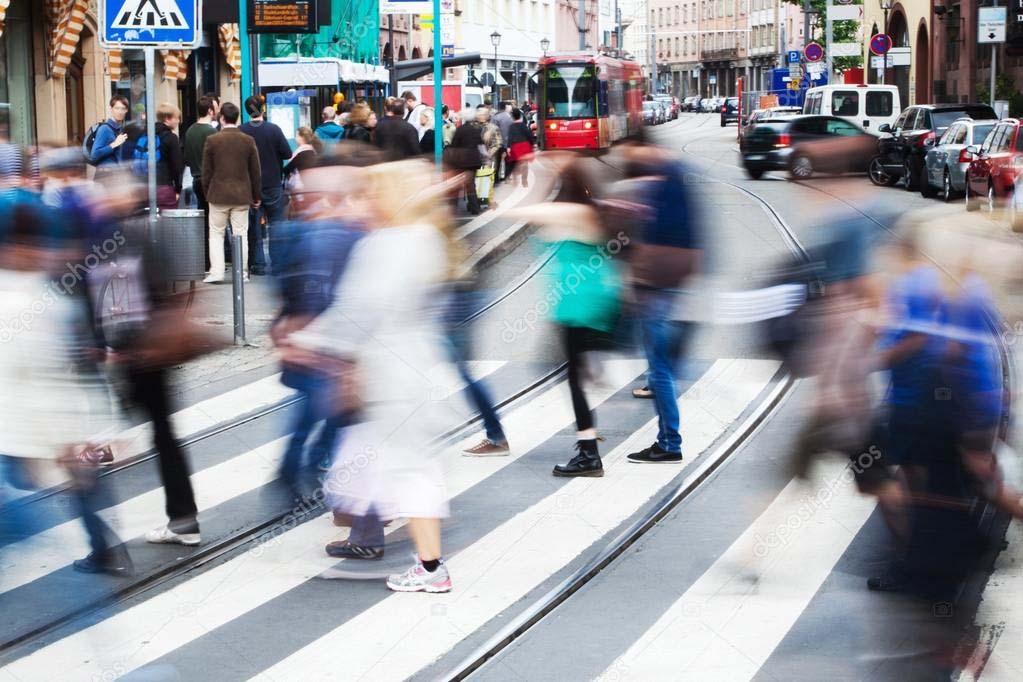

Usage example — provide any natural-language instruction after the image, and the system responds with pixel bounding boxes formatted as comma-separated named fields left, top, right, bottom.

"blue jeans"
left=640, top=293, right=689, bottom=454
left=457, top=359, right=506, bottom=443
left=279, top=375, right=347, bottom=482
left=249, top=187, right=289, bottom=273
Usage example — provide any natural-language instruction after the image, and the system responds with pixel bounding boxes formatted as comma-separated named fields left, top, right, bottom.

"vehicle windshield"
left=544, top=65, right=597, bottom=118
left=643, top=102, right=657, bottom=110
left=932, top=110, right=995, bottom=133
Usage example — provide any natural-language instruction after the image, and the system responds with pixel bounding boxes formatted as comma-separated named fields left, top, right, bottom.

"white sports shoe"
left=145, top=525, right=201, bottom=547
left=203, top=274, right=224, bottom=284
left=386, top=560, right=452, bottom=593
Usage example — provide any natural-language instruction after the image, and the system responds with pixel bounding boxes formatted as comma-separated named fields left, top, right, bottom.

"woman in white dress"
left=283, top=160, right=462, bottom=593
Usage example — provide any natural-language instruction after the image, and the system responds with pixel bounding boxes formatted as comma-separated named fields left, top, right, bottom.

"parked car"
left=921, top=117, right=997, bottom=201
left=870, top=103, right=998, bottom=190
left=655, top=95, right=678, bottom=120
left=964, top=117, right=1023, bottom=212
left=642, top=100, right=659, bottom=125
left=803, top=84, right=901, bottom=135
left=701, top=97, right=721, bottom=113
left=720, top=97, right=740, bottom=127
left=739, top=115, right=876, bottom=180
left=683, top=95, right=700, bottom=112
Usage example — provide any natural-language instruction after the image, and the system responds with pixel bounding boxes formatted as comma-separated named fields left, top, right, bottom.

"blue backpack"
left=131, top=133, right=163, bottom=176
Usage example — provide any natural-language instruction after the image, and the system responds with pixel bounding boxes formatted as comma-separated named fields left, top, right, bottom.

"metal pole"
left=494, top=45, right=499, bottom=105
left=144, top=48, right=158, bottom=223
left=881, top=9, right=888, bottom=85
left=433, top=0, right=443, bottom=165
left=803, top=0, right=810, bottom=47
left=825, top=1, right=834, bottom=85
left=388, top=15, right=397, bottom=96
left=991, top=43, right=997, bottom=110
left=239, top=0, right=251, bottom=121
left=231, top=234, right=246, bottom=345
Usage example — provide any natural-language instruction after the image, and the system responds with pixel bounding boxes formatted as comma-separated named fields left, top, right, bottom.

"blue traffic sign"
left=787, top=50, right=801, bottom=65
left=99, top=0, right=201, bottom=47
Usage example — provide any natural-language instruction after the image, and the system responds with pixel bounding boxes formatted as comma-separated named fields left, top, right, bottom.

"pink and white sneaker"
left=386, top=560, right=452, bottom=593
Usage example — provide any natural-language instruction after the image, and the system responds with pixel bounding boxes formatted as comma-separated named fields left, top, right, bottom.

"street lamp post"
left=880, top=0, right=892, bottom=85
left=491, top=31, right=502, bottom=105
left=541, top=36, right=551, bottom=57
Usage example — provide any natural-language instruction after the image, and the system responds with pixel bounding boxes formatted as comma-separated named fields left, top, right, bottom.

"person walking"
left=202, top=102, right=262, bottom=283
left=402, top=91, right=428, bottom=138
left=441, top=105, right=457, bottom=147
left=314, top=106, right=345, bottom=149
left=284, top=127, right=322, bottom=215
left=184, top=96, right=219, bottom=269
left=374, top=99, right=420, bottom=161
left=505, top=108, right=536, bottom=187
left=623, top=142, right=703, bottom=465
left=445, top=110, right=484, bottom=215
left=418, top=109, right=437, bottom=156
left=492, top=102, right=513, bottom=183
left=240, top=95, right=292, bottom=276
left=88, top=96, right=130, bottom=170
left=344, top=103, right=375, bottom=143
left=507, top=162, right=623, bottom=477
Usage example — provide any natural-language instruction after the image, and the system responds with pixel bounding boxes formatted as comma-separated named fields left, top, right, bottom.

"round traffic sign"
left=803, top=42, right=824, bottom=63
left=870, top=33, right=893, bottom=56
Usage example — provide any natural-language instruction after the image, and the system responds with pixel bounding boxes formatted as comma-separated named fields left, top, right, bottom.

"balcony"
left=702, top=47, right=740, bottom=62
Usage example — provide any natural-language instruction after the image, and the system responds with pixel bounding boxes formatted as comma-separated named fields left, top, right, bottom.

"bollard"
left=231, top=233, right=246, bottom=346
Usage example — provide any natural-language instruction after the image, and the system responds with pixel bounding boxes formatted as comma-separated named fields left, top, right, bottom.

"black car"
left=870, top=103, right=997, bottom=190
left=740, top=115, right=876, bottom=180
left=720, top=97, right=740, bottom=127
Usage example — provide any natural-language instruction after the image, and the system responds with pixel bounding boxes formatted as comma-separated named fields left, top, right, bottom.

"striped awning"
left=0, top=0, right=10, bottom=39
left=108, top=48, right=123, bottom=83
left=218, top=24, right=242, bottom=82
left=161, top=49, right=192, bottom=81
left=48, top=0, right=90, bottom=79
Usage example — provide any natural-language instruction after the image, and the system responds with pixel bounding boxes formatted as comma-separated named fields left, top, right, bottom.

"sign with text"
left=249, top=0, right=317, bottom=33
left=381, top=0, right=432, bottom=14
left=829, top=42, right=861, bottom=57
left=979, top=6, right=1007, bottom=43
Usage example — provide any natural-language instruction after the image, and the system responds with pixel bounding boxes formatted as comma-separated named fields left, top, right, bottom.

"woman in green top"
left=508, top=162, right=623, bottom=477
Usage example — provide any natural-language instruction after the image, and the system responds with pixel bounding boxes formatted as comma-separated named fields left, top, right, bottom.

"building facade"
left=555, top=0, right=600, bottom=51
left=862, top=0, right=931, bottom=106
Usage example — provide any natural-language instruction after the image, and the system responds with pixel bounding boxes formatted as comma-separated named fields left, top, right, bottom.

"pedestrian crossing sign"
left=100, top=0, right=201, bottom=48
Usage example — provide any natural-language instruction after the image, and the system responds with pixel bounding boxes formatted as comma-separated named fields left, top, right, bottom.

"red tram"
left=536, top=52, right=646, bottom=151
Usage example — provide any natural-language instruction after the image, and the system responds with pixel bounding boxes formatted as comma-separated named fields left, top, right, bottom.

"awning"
left=0, top=0, right=10, bottom=38
left=260, top=58, right=389, bottom=87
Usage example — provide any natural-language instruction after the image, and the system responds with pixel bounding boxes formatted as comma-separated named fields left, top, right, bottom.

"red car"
left=964, top=117, right=1023, bottom=211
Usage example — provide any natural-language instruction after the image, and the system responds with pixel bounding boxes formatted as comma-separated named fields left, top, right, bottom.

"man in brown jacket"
left=201, top=102, right=261, bottom=283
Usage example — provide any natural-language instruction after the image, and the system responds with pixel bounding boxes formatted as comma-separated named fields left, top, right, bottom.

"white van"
left=802, top=84, right=901, bottom=135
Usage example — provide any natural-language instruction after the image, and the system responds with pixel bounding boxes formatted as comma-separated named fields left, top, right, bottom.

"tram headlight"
left=583, top=121, right=593, bottom=129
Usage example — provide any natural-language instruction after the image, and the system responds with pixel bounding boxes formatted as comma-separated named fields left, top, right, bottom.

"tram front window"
left=545, top=66, right=597, bottom=118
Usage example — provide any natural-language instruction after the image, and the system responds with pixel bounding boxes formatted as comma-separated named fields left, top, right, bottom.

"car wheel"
left=789, top=155, right=814, bottom=180
left=902, top=161, right=918, bottom=191
left=868, top=156, right=897, bottom=187
left=941, top=169, right=954, bottom=202
left=965, top=184, right=979, bottom=211
left=745, top=166, right=765, bottom=180
left=720, top=118, right=726, bottom=127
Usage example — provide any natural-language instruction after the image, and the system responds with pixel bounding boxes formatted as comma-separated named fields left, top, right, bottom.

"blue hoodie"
left=314, top=121, right=346, bottom=147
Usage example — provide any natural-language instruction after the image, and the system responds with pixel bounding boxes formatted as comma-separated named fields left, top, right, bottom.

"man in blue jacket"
left=90, top=96, right=130, bottom=169
left=314, top=106, right=345, bottom=149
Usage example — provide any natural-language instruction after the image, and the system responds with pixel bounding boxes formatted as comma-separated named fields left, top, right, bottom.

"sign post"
left=99, top=0, right=201, bottom=219
left=433, top=0, right=443, bottom=166
left=979, top=5, right=1007, bottom=110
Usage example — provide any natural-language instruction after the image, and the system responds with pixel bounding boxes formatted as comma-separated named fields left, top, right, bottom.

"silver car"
left=922, top=117, right=997, bottom=201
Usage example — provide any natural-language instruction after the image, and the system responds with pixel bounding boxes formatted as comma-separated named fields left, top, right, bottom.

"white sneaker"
left=243, top=274, right=250, bottom=283
left=145, top=525, right=201, bottom=547
left=203, top=274, right=224, bottom=284
left=386, top=560, right=452, bottom=593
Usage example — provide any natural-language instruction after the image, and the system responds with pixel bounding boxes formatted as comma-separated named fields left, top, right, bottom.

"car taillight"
left=915, top=131, right=935, bottom=148
left=775, top=133, right=791, bottom=147
left=958, top=148, right=973, bottom=163
left=721, top=106, right=727, bottom=113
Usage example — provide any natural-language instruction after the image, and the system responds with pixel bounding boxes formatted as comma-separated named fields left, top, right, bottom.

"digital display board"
left=249, top=0, right=317, bottom=33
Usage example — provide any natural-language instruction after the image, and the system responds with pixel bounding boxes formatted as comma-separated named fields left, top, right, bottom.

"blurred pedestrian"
left=314, top=106, right=345, bottom=149
left=508, top=161, right=623, bottom=477
left=505, top=108, right=536, bottom=187
left=282, top=160, right=461, bottom=591
left=418, top=108, right=437, bottom=156
left=445, top=110, right=484, bottom=215
left=184, top=96, right=220, bottom=269
left=441, top=105, right=457, bottom=147
left=492, top=102, right=512, bottom=183
left=240, top=95, right=292, bottom=276
left=375, top=99, right=420, bottom=161
left=202, top=102, right=262, bottom=283
left=285, top=127, right=323, bottom=216
left=344, top=103, right=375, bottom=143
left=621, top=142, right=702, bottom=465
left=138, top=102, right=184, bottom=210
left=87, top=96, right=130, bottom=170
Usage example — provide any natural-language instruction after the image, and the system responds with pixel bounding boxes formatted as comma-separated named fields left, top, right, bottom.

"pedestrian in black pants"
left=184, top=95, right=220, bottom=269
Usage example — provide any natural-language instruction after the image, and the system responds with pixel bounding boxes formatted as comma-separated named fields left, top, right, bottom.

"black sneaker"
left=72, top=549, right=134, bottom=577
left=627, top=443, right=683, bottom=464
left=325, top=541, right=384, bottom=560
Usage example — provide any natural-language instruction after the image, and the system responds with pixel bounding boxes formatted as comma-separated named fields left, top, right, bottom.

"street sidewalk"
left=168, top=162, right=556, bottom=407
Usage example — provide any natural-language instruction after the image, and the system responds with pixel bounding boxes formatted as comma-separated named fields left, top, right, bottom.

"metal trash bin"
left=154, top=209, right=206, bottom=282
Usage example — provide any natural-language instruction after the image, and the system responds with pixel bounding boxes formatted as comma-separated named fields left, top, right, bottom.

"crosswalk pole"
left=144, top=47, right=158, bottom=224
left=231, top=234, right=246, bottom=345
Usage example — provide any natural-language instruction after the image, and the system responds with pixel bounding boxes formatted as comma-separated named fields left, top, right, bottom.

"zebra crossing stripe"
left=110, top=0, right=186, bottom=30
